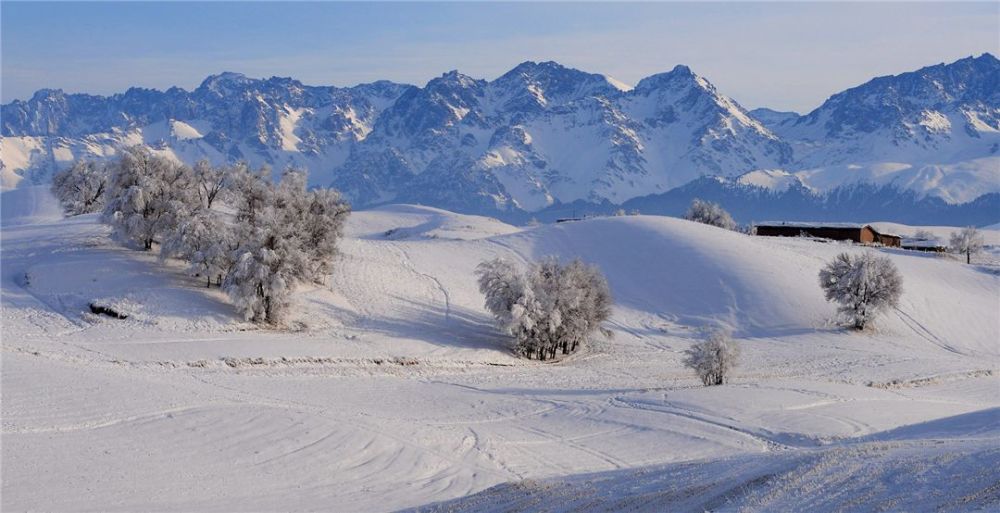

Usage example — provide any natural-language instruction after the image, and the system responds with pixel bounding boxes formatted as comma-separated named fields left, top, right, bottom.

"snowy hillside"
left=6, top=55, right=996, bottom=221
left=3, top=186, right=998, bottom=511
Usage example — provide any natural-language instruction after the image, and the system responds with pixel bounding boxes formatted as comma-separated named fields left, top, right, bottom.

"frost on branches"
left=819, top=252, right=903, bottom=330
left=476, top=257, right=612, bottom=360
left=684, top=198, right=737, bottom=231
left=51, top=160, right=109, bottom=215
left=61, top=147, right=350, bottom=326
left=949, top=226, right=984, bottom=264
left=160, top=210, right=228, bottom=288
left=222, top=168, right=350, bottom=324
left=683, top=328, right=740, bottom=386
left=101, top=147, right=200, bottom=250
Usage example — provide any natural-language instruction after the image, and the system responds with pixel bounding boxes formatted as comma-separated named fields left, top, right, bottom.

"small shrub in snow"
left=684, top=328, right=740, bottom=386
left=476, top=257, right=612, bottom=360
left=685, top=199, right=737, bottom=231
left=89, top=302, right=129, bottom=319
left=949, top=226, right=984, bottom=264
left=819, top=252, right=903, bottom=330
left=51, top=160, right=109, bottom=215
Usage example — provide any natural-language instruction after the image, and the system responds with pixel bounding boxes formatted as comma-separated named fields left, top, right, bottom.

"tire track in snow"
left=608, top=396, right=795, bottom=451
left=893, top=306, right=963, bottom=355
left=391, top=243, right=451, bottom=322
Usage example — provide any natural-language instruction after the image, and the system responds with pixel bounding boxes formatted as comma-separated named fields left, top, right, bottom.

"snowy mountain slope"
left=1, top=61, right=792, bottom=212
left=762, top=54, right=1000, bottom=203
left=748, top=107, right=800, bottom=130
left=3, top=189, right=998, bottom=511
left=773, top=54, right=1000, bottom=162
left=1, top=75, right=412, bottom=188
left=3, top=56, right=997, bottom=216
left=332, top=61, right=791, bottom=212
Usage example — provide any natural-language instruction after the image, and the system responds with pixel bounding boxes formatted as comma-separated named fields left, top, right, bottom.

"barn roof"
left=755, top=221, right=866, bottom=229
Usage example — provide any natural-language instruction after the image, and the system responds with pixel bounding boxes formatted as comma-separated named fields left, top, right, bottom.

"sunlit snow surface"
left=2, top=186, right=998, bottom=512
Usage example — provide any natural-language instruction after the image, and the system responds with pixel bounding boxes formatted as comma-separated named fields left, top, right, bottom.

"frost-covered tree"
left=949, top=226, right=984, bottom=264
left=227, top=162, right=273, bottom=226
left=476, top=257, right=612, bottom=360
left=101, top=147, right=199, bottom=250
left=683, top=328, right=740, bottom=386
left=477, top=258, right=530, bottom=328
left=51, top=160, right=109, bottom=215
left=301, top=188, right=351, bottom=280
left=819, top=252, right=903, bottom=330
left=270, top=168, right=350, bottom=282
left=685, top=198, right=737, bottom=231
left=223, top=242, right=293, bottom=324
left=221, top=167, right=349, bottom=323
left=913, top=229, right=936, bottom=241
left=161, top=210, right=229, bottom=287
left=192, top=160, right=228, bottom=209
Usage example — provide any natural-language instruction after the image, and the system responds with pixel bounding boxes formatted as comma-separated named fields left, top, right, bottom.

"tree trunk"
left=206, top=275, right=211, bottom=288
left=967, top=251, right=971, bottom=264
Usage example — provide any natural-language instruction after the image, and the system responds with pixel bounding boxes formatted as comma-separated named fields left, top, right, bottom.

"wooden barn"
left=754, top=222, right=902, bottom=247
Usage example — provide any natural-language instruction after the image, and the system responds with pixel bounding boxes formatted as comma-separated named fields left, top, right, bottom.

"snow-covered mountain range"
left=3, top=54, right=998, bottom=222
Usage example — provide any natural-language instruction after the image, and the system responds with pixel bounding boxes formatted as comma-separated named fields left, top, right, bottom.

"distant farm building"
left=754, top=222, right=902, bottom=247
left=901, top=238, right=948, bottom=252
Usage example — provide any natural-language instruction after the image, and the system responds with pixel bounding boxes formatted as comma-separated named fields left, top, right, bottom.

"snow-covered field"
left=2, top=186, right=998, bottom=512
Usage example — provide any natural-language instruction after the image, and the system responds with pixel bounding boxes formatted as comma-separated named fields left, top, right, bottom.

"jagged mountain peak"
left=430, top=70, right=483, bottom=90
left=29, top=88, right=66, bottom=101
left=797, top=53, right=999, bottom=128
left=632, top=64, right=707, bottom=94
left=2, top=57, right=997, bottom=218
left=773, top=54, right=1000, bottom=169
left=197, top=71, right=253, bottom=92
left=492, top=60, right=622, bottom=111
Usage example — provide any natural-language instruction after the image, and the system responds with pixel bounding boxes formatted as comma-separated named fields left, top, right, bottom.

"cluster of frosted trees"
left=52, top=147, right=350, bottom=324
left=685, top=198, right=737, bottom=231
left=476, top=257, right=612, bottom=360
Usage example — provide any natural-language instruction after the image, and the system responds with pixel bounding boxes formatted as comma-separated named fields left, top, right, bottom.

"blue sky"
left=2, top=2, right=997, bottom=112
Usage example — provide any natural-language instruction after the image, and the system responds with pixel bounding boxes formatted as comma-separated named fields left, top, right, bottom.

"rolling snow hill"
left=2, top=186, right=998, bottom=511
left=3, top=55, right=997, bottom=223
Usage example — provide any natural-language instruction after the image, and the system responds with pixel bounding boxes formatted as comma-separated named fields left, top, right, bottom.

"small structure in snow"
left=901, top=238, right=948, bottom=252
left=754, top=221, right=901, bottom=247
